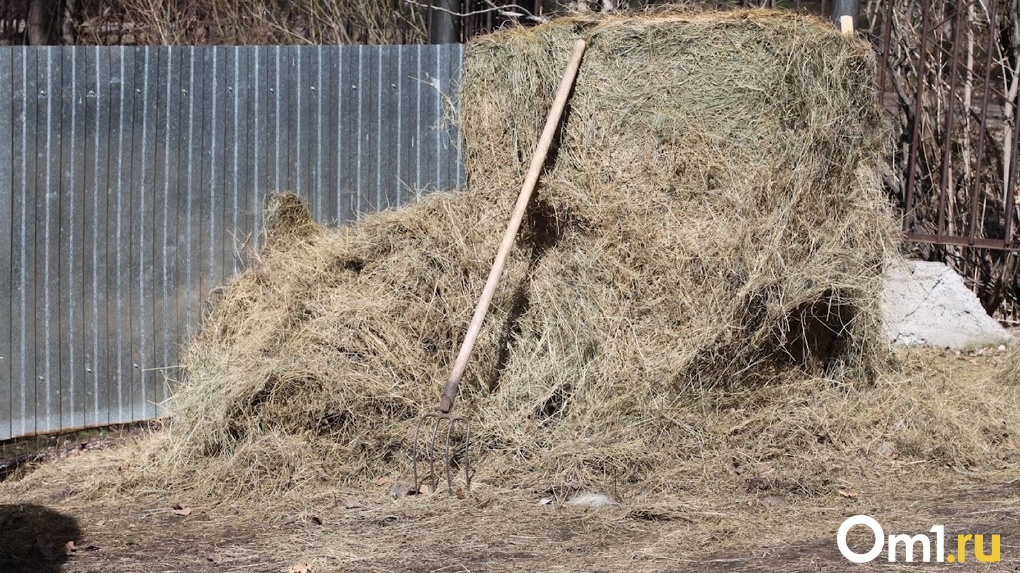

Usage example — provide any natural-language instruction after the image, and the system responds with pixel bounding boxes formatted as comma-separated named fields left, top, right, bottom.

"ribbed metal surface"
left=0, top=44, right=465, bottom=440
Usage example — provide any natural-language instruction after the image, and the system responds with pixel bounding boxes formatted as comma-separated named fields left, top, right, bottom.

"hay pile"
left=145, top=10, right=1016, bottom=499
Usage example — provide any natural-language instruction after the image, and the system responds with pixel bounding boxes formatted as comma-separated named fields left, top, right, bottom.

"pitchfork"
left=412, top=38, right=588, bottom=495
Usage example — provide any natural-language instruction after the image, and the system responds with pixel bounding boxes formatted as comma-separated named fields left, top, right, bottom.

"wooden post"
left=840, top=15, right=854, bottom=35
left=832, top=0, right=860, bottom=33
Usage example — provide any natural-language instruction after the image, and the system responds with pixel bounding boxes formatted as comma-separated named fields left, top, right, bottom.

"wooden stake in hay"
left=158, top=9, right=904, bottom=496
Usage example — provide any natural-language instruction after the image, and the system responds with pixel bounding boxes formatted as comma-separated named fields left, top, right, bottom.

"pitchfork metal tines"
left=410, top=38, right=588, bottom=496
left=411, top=411, right=471, bottom=494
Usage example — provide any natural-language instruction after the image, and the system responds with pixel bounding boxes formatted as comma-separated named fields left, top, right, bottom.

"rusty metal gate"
left=873, top=0, right=1020, bottom=251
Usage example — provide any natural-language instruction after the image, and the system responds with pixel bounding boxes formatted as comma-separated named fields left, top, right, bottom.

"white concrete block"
left=882, top=259, right=1013, bottom=349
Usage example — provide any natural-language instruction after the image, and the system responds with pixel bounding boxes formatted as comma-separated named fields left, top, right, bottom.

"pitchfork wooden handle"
left=439, top=38, right=588, bottom=414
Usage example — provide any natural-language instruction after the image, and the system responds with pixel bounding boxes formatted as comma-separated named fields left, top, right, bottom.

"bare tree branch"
left=401, top=0, right=549, bottom=23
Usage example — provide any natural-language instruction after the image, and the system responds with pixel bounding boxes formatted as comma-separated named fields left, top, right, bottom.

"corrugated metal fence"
left=0, top=44, right=465, bottom=440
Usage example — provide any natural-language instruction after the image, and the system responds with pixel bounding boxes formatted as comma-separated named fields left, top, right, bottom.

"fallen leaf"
left=288, top=562, right=314, bottom=573
left=344, top=500, right=363, bottom=509
left=416, top=483, right=432, bottom=495
left=756, top=463, right=775, bottom=476
left=837, top=489, right=859, bottom=499
left=454, top=487, right=465, bottom=500
left=64, top=541, right=76, bottom=555
left=280, top=514, right=299, bottom=526
left=206, top=552, right=223, bottom=563
left=376, top=476, right=391, bottom=486
left=171, top=504, right=192, bottom=517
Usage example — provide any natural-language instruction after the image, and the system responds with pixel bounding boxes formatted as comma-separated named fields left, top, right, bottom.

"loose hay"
left=142, top=9, right=1020, bottom=499
left=1001, top=342, right=1020, bottom=385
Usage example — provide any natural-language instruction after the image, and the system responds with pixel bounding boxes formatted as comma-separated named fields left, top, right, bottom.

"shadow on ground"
left=0, top=504, right=81, bottom=573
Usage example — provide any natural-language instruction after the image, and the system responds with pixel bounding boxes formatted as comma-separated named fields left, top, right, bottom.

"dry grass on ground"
left=1, top=348, right=1017, bottom=572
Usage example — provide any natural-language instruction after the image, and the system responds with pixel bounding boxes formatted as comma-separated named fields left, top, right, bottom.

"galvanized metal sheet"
left=297, top=46, right=318, bottom=210
left=0, top=48, right=14, bottom=441
left=157, top=46, right=181, bottom=387
left=110, top=45, right=130, bottom=424
left=64, top=46, right=87, bottom=431
left=58, top=46, right=82, bottom=431
left=418, top=45, right=441, bottom=195
left=338, top=46, right=361, bottom=222
left=321, top=46, right=341, bottom=224
left=82, top=45, right=102, bottom=429
left=359, top=46, right=380, bottom=214
left=448, top=44, right=465, bottom=189
left=134, top=46, right=158, bottom=420
left=230, top=46, right=252, bottom=276
left=218, top=46, right=237, bottom=282
left=124, top=45, right=145, bottom=424
left=15, top=45, right=39, bottom=438
left=195, top=48, right=214, bottom=333
left=254, top=46, right=275, bottom=237
left=307, top=46, right=324, bottom=221
left=281, top=47, right=298, bottom=195
left=396, top=46, right=418, bottom=206
left=199, top=48, right=220, bottom=315
left=1, top=44, right=466, bottom=440
left=377, top=45, right=399, bottom=210
left=181, top=46, right=200, bottom=341
left=269, top=46, right=284, bottom=198
left=38, top=46, right=61, bottom=434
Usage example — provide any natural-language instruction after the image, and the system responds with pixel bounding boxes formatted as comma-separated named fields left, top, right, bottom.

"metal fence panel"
left=57, top=46, right=81, bottom=432
left=82, top=45, right=101, bottom=430
left=39, top=46, right=61, bottom=434
left=0, top=47, right=12, bottom=441
left=0, top=44, right=465, bottom=440
left=14, top=46, right=39, bottom=438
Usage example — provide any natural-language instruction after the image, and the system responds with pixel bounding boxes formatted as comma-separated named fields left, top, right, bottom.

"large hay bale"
left=160, top=9, right=900, bottom=496
left=461, top=9, right=893, bottom=387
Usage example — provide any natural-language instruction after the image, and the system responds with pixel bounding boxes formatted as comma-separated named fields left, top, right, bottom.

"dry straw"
left=1000, top=342, right=1020, bottom=385
left=138, top=9, right=1019, bottom=500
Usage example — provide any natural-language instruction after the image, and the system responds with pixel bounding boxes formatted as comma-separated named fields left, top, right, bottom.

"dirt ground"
left=2, top=348, right=1019, bottom=573
left=2, top=467, right=1018, bottom=572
